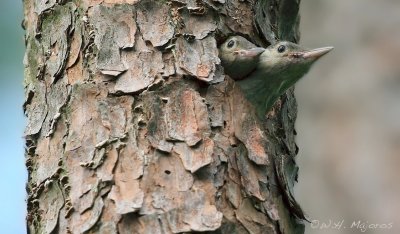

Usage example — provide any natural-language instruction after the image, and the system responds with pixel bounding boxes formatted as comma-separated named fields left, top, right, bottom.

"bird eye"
left=277, top=45, right=286, bottom=53
left=227, top=40, right=235, bottom=48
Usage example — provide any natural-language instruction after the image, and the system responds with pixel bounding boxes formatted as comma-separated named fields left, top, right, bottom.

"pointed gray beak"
left=236, top=47, right=265, bottom=58
left=303, top=47, right=334, bottom=59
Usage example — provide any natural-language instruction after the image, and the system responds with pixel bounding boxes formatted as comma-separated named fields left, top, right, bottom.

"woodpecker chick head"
left=258, top=41, right=333, bottom=81
left=236, top=41, right=333, bottom=118
left=219, top=36, right=265, bottom=80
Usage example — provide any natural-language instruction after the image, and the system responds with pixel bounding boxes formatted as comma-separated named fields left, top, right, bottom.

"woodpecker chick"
left=219, top=36, right=265, bottom=80
left=220, top=38, right=333, bottom=117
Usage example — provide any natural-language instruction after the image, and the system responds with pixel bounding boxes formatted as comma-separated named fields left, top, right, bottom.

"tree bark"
left=24, top=0, right=304, bottom=233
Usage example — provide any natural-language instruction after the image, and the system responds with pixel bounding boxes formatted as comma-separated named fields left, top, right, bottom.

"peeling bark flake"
left=40, top=3, right=75, bottom=83
left=24, top=82, right=47, bottom=136
left=167, top=190, right=223, bottom=232
left=79, top=196, right=104, bottom=233
left=42, top=77, right=69, bottom=137
left=33, top=119, right=67, bottom=185
left=236, top=144, right=266, bottom=201
left=166, top=88, right=210, bottom=145
left=146, top=96, right=173, bottom=152
left=181, top=10, right=217, bottom=40
left=226, top=180, right=242, bottom=208
left=109, top=180, right=144, bottom=214
left=224, top=0, right=255, bottom=37
left=173, top=137, right=214, bottom=173
left=115, top=35, right=164, bottom=93
left=34, top=0, right=56, bottom=15
left=175, top=36, right=220, bottom=82
left=66, top=22, right=82, bottom=69
left=231, top=87, right=270, bottom=165
left=236, top=199, right=276, bottom=234
left=108, top=142, right=144, bottom=214
left=205, top=84, right=228, bottom=127
left=140, top=152, right=194, bottom=215
left=91, top=5, right=136, bottom=76
left=38, top=181, right=64, bottom=234
left=136, top=1, right=174, bottom=47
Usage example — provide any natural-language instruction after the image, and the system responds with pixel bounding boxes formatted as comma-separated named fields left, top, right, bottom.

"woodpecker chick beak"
left=302, top=47, right=334, bottom=60
left=234, top=47, right=266, bottom=58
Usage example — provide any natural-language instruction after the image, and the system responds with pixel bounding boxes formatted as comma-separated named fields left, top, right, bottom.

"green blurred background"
left=1, top=0, right=400, bottom=233
left=0, top=1, right=26, bottom=233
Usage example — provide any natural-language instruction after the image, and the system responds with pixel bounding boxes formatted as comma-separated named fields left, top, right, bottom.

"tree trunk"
left=24, top=0, right=304, bottom=233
